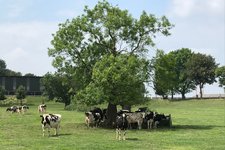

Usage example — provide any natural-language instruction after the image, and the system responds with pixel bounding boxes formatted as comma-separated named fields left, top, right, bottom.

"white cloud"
left=0, top=21, right=57, bottom=75
left=169, top=0, right=224, bottom=18
left=206, top=0, right=224, bottom=14
left=170, top=0, right=195, bottom=17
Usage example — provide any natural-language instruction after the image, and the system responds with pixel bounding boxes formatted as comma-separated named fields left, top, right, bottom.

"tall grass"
left=0, top=96, right=224, bottom=150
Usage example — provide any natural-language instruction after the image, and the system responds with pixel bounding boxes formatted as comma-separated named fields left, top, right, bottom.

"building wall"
left=0, top=76, right=42, bottom=95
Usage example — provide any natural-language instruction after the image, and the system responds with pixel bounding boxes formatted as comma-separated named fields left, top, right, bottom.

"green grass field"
left=0, top=97, right=224, bottom=150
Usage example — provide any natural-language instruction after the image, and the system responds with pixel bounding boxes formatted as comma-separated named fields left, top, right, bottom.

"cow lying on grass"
left=116, top=112, right=128, bottom=140
left=6, top=106, right=18, bottom=113
left=40, top=114, right=62, bottom=136
left=6, top=105, right=29, bottom=114
left=145, top=112, right=172, bottom=129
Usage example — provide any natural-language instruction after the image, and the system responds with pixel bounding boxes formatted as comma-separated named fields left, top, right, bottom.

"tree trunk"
left=171, top=90, right=174, bottom=99
left=199, top=84, right=203, bottom=99
left=64, top=98, right=71, bottom=108
left=181, top=92, right=186, bottom=99
left=181, top=89, right=186, bottom=99
left=105, top=102, right=117, bottom=128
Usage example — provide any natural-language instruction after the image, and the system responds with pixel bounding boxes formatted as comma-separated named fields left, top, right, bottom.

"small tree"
left=16, top=85, right=26, bottom=105
left=41, top=73, right=76, bottom=107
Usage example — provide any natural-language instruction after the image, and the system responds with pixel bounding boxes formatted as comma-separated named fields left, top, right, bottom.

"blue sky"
left=0, top=0, right=224, bottom=96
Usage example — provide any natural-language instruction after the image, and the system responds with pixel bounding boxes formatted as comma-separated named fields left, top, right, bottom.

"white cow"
left=38, top=104, right=47, bottom=113
left=125, top=112, right=144, bottom=129
left=40, top=114, right=62, bottom=136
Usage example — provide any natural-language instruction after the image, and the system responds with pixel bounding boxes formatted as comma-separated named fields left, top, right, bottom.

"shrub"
left=16, top=85, right=26, bottom=105
left=0, top=96, right=27, bottom=106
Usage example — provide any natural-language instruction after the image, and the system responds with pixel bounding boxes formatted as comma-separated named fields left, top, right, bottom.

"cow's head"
left=85, top=112, right=92, bottom=117
left=40, top=114, right=50, bottom=126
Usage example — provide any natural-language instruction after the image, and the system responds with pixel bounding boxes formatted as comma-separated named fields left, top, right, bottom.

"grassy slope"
left=0, top=97, right=224, bottom=150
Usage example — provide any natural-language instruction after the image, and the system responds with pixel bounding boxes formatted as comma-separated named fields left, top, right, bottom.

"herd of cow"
left=85, top=107, right=172, bottom=140
left=5, top=104, right=171, bottom=140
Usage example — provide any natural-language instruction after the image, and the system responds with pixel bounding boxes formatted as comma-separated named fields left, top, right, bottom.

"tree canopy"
left=153, top=48, right=195, bottom=99
left=41, top=73, right=75, bottom=107
left=216, top=66, right=225, bottom=88
left=186, top=53, right=218, bottom=98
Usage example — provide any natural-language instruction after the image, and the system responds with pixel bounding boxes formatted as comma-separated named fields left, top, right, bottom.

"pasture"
left=0, top=97, right=224, bottom=150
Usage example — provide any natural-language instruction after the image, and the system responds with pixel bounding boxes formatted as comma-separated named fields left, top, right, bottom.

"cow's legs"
left=122, top=130, right=126, bottom=140
left=48, top=128, right=51, bottom=136
left=55, top=125, right=60, bottom=136
left=116, top=129, right=119, bottom=140
left=42, top=125, right=45, bottom=136
left=118, top=129, right=122, bottom=140
left=154, top=121, right=159, bottom=128
left=42, top=129, right=45, bottom=137
left=137, top=121, right=142, bottom=129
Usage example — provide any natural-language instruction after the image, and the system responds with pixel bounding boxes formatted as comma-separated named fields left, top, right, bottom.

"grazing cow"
left=6, top=106, right=28, bottom=114
left=116, top=113, right=128, bottom=140
left=124, top=112, right=144, bottom=129
left=38, top=104, right=47, bottom=113
left=85, top=108, right=102, bottom=127
left=40, top=114, right=62, bottom=136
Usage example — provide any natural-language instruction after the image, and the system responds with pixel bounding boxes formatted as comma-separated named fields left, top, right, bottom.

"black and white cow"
left=40, top=114, right=62, bottom=136
left=153, top=113, right=166, bottom=128
left=85, top=107, right=103, bottom=127
left=38, top=104, right=47, bottom=113
left=6, top=105, right=29, bottom=113
left=145, top=111, right=155, bottom=129
left=116, top=113, right=128, bottom=140
left=6, top=106, right=18, bottom=113
left=21, top=105, right=29, bottom=113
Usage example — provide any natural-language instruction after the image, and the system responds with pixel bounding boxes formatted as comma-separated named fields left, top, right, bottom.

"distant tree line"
left=0, top=59, right=36, bottom=77
left=153, top=48, right=219, bottom=99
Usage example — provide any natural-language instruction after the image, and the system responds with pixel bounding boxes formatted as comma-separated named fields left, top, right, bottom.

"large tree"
left=153, top=50, right=176, bottom=99
left=170, top=48, right=195, bottom=99
left=186, top=53, right=218, bottom=98
left=48, top=1, right=173, bottom=126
